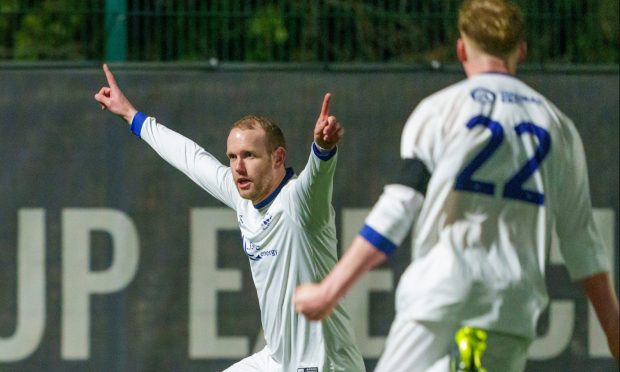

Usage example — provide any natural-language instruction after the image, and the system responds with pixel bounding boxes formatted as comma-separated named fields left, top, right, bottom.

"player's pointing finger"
left=320, top=93, right=331, bottom=120
left=102, top=63, right=118, bottom=89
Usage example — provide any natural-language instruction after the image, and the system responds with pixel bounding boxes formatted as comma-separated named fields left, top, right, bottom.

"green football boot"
left=450, top=326, right=488, bottom=372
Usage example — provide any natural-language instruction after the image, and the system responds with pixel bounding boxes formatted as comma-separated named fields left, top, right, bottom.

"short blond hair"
left=231, top=115, right=286, bottom=152
left=458, top=0, right=524, bottom=58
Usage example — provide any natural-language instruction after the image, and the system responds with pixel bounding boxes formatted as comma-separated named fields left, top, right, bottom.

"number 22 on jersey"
left=454, top=115, right=551, bottom=206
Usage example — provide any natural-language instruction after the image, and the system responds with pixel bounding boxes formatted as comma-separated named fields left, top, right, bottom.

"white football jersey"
left=132, top=114, right=364, bottom=371
left=362, top=73, right=609, bottom=339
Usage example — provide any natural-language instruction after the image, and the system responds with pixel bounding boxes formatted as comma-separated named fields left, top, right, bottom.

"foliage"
left=12, top=0, right=84, bottom=60
left=247, top=6, right=289, bottom=61
left=0, top=0, right=19, bottom=58
left=0, top=0, right=617, bottom=64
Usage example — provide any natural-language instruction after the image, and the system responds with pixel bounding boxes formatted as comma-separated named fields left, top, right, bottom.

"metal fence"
left=0, top=0, right=618, bottom=64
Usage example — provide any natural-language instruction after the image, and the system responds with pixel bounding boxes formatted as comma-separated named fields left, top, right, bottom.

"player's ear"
left=517, top=41, right=527, bottom=63
left=273, top=147, right=286, bottom=167
left=456, top=38, right=467, bottom=63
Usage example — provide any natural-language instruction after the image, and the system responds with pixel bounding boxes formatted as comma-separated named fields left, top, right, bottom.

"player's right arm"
left=94, top=63, right=138, bottom=123
left=94, top=64, right=238, bottom=208
left=295, top=235, right=386, bottom=320
left=295, top=177, right=427, bottom=320
left=355, top=98, right=434, bottom=257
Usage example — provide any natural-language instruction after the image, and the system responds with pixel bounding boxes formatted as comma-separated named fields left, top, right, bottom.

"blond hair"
left=231, top=115, right=286, bottom=152
left=458, top=0, right=524, bottom=58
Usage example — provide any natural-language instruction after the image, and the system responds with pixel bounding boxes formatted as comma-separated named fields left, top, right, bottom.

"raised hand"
left=94, top=64, right=138, bottom=124
left=314, top=93, right=344, bottom=150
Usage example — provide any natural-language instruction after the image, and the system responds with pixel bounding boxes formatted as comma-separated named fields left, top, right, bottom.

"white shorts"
left=375, top=315, right=531, bottom=372
left=222, top=344, right=365, bottom=372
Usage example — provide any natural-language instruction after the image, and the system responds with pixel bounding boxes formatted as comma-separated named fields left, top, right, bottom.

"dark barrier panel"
left=0, top=67, right=617, bottom=371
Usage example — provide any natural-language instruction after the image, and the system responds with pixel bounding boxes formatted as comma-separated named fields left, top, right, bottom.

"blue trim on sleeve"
left=359, top=224, right=397, bottom=255
left=130, top=112, right=148, bottom=137
left=253, top=167, right=295, bottom=209
left=312, top=142, right=337, bottom=161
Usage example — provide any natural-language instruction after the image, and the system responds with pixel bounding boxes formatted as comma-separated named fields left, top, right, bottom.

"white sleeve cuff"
left=363, top=184, right=424, bottom=254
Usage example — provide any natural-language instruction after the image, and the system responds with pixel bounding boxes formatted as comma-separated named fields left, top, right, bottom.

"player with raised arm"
left=294, top=0, right=620, bottom=371
left=95, top=64, right=365, bottom=372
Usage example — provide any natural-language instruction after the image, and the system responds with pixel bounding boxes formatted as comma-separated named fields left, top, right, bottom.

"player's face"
left=226, top=127, right=281, bottom=204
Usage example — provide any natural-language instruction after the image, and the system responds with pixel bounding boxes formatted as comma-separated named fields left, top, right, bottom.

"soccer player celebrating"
left=95, top=65, right=365, bottom=372
left=294, top=0, right=620, bottom=371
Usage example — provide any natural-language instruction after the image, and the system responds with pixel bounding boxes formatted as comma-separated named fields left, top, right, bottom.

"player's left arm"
left=555, top=120, right=618, bottom=361
left=295, top=111, right=433, bottom=320
left=313, top=93, right=344, bottom=151
left=291, top=93, right=343, bottom=227
left=580, top=272, right=619, bottom=361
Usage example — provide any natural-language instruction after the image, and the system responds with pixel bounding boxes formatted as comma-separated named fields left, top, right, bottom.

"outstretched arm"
left=581, top=272, right=619, bottom=361
left=94, top=64, right=138, bottom=124
left=294, top=236, right=386, bottom=320
left=291, top=93, right=344, bottom=227
left=93, top=63, right=238, bottom=208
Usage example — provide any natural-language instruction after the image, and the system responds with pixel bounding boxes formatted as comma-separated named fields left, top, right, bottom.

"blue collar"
left=253, top=167, right=295, bottom=209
